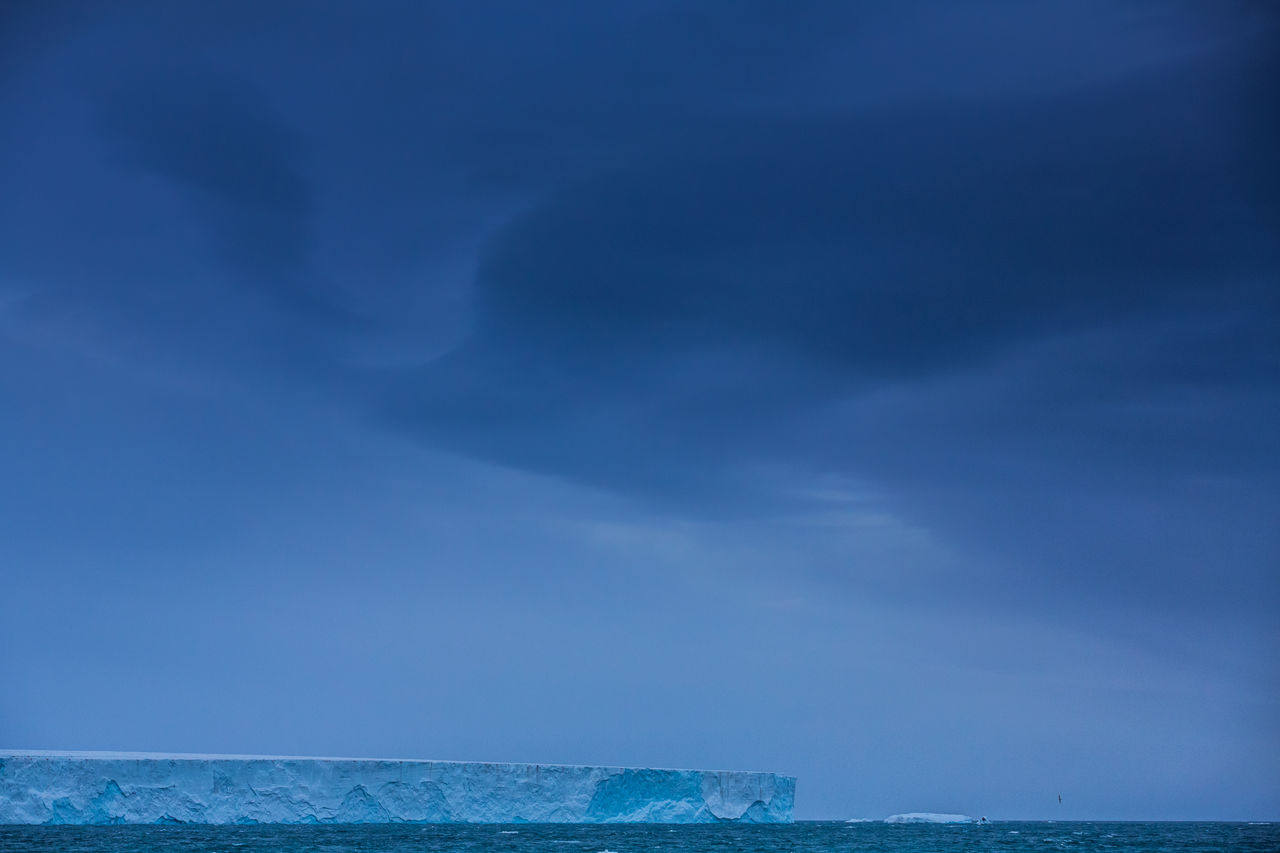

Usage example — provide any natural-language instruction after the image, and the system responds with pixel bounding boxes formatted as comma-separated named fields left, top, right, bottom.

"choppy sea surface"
left=1, top=821, right=1277, bottom=853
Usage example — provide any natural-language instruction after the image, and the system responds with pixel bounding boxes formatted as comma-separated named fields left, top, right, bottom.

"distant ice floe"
left=884, top=813, right=977, bottom=824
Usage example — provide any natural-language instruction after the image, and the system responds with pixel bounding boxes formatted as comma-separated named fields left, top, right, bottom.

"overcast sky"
left=1, top=0, right=1277, bottom=821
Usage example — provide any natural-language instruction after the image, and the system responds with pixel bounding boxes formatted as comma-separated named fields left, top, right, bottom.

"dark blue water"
left=0, top=822, right=1276, bottom=853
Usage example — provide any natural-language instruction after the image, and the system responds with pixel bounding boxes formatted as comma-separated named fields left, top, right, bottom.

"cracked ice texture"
left=0, top=751, right=795, bottom=824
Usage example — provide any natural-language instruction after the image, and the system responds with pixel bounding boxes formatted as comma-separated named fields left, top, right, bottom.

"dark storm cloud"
left=371, top=13, right=1279, bottom=637
left=0, top=0, right=99, bottom=90
left=2, top=0, right=1274, bottom=552
left=95, top=72, right=368, bottom=331
left=100, top=75, right=311, bottom=275
left=385, top=35, right=1279, bottom=496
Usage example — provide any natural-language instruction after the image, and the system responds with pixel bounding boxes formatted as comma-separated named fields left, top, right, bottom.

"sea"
left=0, top=821, right=1276, bottom=853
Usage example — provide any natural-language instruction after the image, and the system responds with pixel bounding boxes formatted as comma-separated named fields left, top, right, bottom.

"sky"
left=1, top=0, right=1277, bottom=822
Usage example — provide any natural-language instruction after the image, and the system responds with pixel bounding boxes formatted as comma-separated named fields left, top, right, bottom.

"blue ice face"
left=0, top=752, right=795, bottom=825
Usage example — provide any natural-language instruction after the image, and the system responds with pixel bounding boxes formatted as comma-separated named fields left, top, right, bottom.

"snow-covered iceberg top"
left=884, top=812, right=976, bottom=824
left=0, top=750, right=795, bottom=825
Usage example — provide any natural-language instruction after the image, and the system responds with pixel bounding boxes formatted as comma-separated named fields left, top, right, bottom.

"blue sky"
left=1, top=0, right=1277, bottom=820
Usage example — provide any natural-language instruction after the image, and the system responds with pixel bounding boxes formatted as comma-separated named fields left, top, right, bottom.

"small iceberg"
left=844, top=818, right=874, bottom=823
left=885, top=813, right=975, bottom=824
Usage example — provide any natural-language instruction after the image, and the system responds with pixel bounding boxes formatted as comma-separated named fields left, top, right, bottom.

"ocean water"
left=0, top=821, right=1276, bottom=853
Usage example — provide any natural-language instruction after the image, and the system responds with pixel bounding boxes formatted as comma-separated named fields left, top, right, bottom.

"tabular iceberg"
left=884, top=813, right=976, bottom=824
left=0, top=751, right=794, bottom=825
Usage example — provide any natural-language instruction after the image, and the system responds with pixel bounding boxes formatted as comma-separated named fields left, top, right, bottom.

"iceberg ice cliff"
left=0, top=751, right=794, bottom=825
